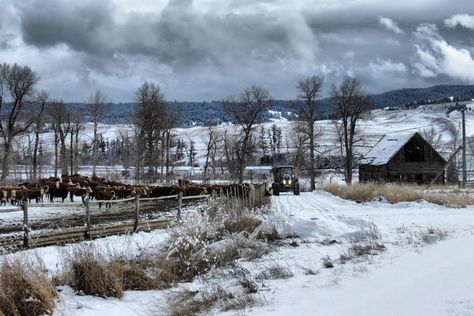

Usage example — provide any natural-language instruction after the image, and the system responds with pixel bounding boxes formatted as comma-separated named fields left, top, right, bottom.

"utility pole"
left=462, top=107, right=467, bottom=188
left=447, top=102, right=468, bottom=188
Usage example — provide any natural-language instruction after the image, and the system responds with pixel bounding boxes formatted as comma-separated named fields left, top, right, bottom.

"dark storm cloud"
left=19, top=0, right=314, bottom=69
left=20, top=0, right=115, bottom=54
left=2, top=0, right=474, bottom=101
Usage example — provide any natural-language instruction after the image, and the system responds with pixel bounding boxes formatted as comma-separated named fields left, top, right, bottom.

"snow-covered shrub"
left=232, top=266, right=258, bottom=294
left=257, top=226, right=283, bottom=242
left=256, top=264, right=293, bottom=280
left=322, top=256, right=334, bottom=269
left=0, top=257, right=57, bottom=316
left=349, top=243, right=385, bottom=257
left=419, top=227, right=448, bottom=244
left=161, top=197, right=269, bottom=281
left=303, top=266, right=319, bottom=275
left=169, top=283, right=257, bottom=316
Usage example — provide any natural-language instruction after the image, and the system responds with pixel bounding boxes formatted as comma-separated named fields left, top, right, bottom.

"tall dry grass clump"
left=60, top=245, right=173, bottom=298
left=323, top=182, right=413, bottom=202
left=62, top=246, right=124, bottom=298
left=323, top=182, right=473, bottom=207
left=0, top=257, right=57, bottom=316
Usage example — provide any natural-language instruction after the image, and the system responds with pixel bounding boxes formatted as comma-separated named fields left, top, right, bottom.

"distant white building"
left=244, top=166, right=272, bottom=182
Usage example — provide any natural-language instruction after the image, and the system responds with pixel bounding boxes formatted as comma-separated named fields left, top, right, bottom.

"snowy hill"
left=53, top=84, right=474, bottom=127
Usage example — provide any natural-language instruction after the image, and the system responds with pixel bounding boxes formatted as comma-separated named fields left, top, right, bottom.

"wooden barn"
left=359, top=132, right=447, bottom=184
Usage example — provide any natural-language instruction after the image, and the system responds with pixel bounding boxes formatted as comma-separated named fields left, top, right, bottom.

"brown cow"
left=113, top=187, right=135, bottom=199
left=95, top=189, right=116, bottom=208
left=70, top=185, right=93, bottom=203
left=25, top=187, right=45, bottom=204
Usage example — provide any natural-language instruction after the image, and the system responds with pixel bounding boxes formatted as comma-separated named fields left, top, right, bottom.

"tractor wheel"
left=293, top=181, right=300, bottom=195
left=272, top=182, right=280, bottom=196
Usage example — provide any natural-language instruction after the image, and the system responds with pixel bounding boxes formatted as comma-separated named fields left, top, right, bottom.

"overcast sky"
left=1, top=0, right=474, bottom=102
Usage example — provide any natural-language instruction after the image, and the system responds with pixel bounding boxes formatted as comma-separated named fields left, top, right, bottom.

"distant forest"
left=61, top=84, right=474, bottom=127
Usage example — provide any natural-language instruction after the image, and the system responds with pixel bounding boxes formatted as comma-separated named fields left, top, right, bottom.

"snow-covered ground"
left=250, top=192, right=474, bottom=316
left=2, top=189, right=474, bottom=315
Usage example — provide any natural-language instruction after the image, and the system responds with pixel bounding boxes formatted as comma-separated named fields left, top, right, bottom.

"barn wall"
left=359, top=134, right=446, bottom=184
left=387, top=137, right=445, bottom=184
left=359, top=164, right=388, bottom=183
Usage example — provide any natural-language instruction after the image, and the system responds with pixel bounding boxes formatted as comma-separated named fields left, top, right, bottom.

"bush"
left=64, top=247, right=124, bottom=298
left=0, top=257, right=57, bottom=316
left=169, top=286, right=246, bottom=316
left=420, top=227, right=448, bottom=244
left=160, top=197, right=270, bottom=282
left=257, top=226, right=282, bottom=242
left=257, top=264, right=293, bottom=280
left=322, top=256, right=334, bottom=269
left=349, top=243, right=385, bottom=257
left=60, top=245, right=176, bottom=298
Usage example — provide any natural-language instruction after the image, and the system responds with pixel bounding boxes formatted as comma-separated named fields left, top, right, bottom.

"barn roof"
left=360, top=132, right=417, bottom=166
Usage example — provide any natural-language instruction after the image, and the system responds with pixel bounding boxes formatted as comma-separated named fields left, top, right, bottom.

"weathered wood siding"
left=359, top=133, right=446, bottom=184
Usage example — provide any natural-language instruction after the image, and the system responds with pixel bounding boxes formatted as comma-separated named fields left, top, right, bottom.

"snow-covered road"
left=251, top=191, right=474, bottom=316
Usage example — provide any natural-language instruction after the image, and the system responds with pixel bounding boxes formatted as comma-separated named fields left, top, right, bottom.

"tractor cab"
left=271, top=165, right=300, bottom=196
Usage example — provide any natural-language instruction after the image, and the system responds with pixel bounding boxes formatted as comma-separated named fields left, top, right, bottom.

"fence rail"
left=0, top=183, right=268, bottom=251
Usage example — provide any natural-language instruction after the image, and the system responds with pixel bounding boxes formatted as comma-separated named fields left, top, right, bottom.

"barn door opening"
left=405, top=138, right=425, bottom=162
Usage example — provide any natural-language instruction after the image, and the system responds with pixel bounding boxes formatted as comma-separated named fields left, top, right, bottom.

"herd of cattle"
left=0, top=175, right=253, bottom=207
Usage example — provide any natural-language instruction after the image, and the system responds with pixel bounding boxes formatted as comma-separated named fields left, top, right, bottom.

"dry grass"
left=169, top=285, right=256, bottom=316
left=0, top=257, right=57, bottom=316
left=256, top=264, right=293, bottom=280
left=62, top=247, right=124, bottom=298
left=60, top=245, right=177, bottom=298
left=323, top=182, right=474, bottom=207
left=420, top=227, right=448, bottom=244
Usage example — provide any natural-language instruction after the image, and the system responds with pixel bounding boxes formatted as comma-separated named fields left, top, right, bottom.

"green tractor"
left=271, top=165, right=300, bottom=196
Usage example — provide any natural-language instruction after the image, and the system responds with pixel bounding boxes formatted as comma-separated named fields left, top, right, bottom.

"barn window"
left=404, top=138, right=425, bottom=162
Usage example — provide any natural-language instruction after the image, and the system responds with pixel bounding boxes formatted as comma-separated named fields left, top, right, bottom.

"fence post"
left=250, top=184, right=255, bottom=209
left=134, top=194, right=140, bottom=232
left=85, top=195, right=91, bottom=238
left=177, top=192, right=183, bottom=219
left=22, top=201, right=29, bottom=248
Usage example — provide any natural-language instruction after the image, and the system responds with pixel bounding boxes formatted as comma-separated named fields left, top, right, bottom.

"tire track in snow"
left=271, top=192, right=364, bottom=238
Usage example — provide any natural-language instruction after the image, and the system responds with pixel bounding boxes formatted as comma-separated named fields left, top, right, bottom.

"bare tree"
left=70, top=110, right=84, bottom=175
left=421, top=126, right=443, bottom=151
left=291, top=122, right=309, bottom=169
left=88, top=90, right=110, bottom=177
left=202, top=123, right=219, bottom=182
left=133, top=82, right=168, bottom=183
left=292, top=75, right=323, bottom=190
left=257, top=125, right=268, bottom=158
left=0, top=63, right=39, bottom=183
left=442, top=120, right=461, bottom=183
left=334, top=119, right=345, bottom=161
left=49, top=101, right=71, bottom=177
left=31, top=91, right=48, bottom=180
left=223, top=85, right=272, bottom=183
left=331, top=76, right=371, bottom=184
left=162, top=108, right=179, bottom=182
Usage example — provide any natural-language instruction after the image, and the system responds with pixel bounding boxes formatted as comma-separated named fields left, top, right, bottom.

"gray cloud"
left=0, top=0, right=473, bottom=101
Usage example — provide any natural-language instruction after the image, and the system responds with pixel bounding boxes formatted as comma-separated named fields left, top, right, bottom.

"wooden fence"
left=0, top=183, right=268, bottom=251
